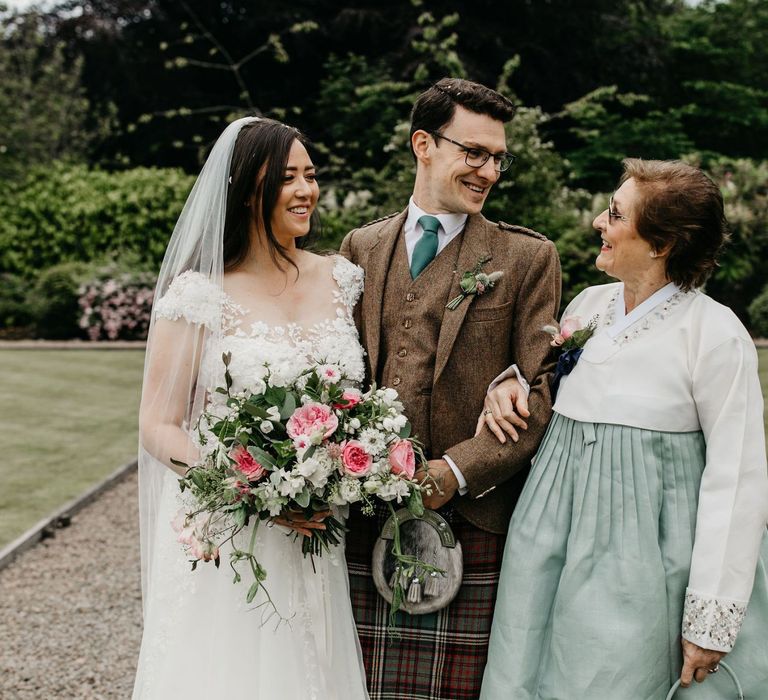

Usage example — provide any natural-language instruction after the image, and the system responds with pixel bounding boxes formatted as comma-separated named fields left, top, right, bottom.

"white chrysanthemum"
left=339, top=477, right=363, bottom=504
left=359, top=427, right=386, bottom=454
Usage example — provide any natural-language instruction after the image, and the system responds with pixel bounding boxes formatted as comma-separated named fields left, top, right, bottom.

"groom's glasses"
left=431, top=132, right=516, bottom=172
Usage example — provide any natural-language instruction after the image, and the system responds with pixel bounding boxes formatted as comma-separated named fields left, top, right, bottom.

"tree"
left=0, top=6, right=109, bottom=180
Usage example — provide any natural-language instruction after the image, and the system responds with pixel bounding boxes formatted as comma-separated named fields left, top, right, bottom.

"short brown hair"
left=620, top=158, right=729, bottom=291
left=409, top=78, right=517, bottom=159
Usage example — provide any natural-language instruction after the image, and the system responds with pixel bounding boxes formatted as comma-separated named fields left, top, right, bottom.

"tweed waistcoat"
left=379, top=229, right=463, bottom=456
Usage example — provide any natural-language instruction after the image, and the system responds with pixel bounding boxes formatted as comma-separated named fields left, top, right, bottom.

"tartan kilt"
left=346, top=504, right=506, bottom=700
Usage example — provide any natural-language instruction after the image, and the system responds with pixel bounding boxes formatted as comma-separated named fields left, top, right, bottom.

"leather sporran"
left=372, top=508, right=463, bottom=615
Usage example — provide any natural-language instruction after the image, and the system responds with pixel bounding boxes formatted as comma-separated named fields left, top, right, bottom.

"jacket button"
left=393, top=377, right=401, bottom=386
left=403, top=319, right=412, bottom=329
left=398, top=349, right=407, bottom=357
left=406, top=293, right=415, bottom=302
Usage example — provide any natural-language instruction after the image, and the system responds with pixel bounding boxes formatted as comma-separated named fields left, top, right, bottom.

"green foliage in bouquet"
left=173, top=355, right=443, bottom=627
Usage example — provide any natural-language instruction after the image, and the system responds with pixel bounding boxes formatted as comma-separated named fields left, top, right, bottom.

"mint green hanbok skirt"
left=481, top=413, right=768, bottom=700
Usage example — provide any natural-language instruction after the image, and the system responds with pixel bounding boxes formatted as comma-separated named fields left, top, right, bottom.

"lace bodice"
left=154, top=255, right=366, bottom=394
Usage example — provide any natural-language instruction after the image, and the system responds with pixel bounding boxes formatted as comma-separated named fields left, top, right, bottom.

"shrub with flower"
left=172, top=353, right=441, bottom=624
left=77, top=270, right=155, bottom=340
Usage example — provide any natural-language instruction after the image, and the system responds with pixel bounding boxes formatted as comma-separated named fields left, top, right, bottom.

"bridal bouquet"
left=171, top=352, right=441, bottom=623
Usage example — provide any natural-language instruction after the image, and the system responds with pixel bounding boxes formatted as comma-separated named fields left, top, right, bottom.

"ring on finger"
left=483, top=409, right=493, bottom=416
left=708, top=665, right=719, bottom=674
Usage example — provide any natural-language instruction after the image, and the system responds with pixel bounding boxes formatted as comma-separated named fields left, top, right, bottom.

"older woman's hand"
left=679, top=639, right=727, bottom=687
left=475, top=377, right=530, bottom=443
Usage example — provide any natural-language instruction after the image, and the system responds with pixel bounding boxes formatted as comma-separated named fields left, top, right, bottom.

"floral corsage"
left=543, top=315, right=597, bottom=395
left=446, top=256, right=503, bottom=310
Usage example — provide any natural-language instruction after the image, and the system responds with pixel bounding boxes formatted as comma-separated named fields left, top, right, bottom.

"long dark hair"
left=223, top=118, right=319, bottom=272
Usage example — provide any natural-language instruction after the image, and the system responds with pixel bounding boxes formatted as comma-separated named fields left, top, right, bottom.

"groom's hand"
left=420, top=459, right=459, bottom=510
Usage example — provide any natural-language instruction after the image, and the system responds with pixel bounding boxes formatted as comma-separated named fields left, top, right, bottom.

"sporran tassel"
left=424, top=571, right=440, bottom=597
left=407, top=577, right=422, bottom=604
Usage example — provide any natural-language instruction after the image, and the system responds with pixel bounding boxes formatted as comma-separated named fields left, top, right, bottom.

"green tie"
left=410, top=215, right=441, bottom=279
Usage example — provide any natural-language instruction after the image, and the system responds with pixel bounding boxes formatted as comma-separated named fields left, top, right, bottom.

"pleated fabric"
left=481, top=413, right=768, bottom=700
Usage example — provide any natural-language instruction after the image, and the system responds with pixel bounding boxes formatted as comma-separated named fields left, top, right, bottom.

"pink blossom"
left=559, top=316, right=582, bottom=340
left=341, top=440, right=373, bottom=477
left=286, top=403, right=339, bottom=441
left=388, top=440, right=416, bottom=479
left=326, top=443, right=343, bottom=460
left=333, top=388, right=362, bottom=410
left=319, top=364, right=341, bottom=383
left=475, top=281, right=486, bottom=294
left=189, top=535, right=219, bottom=561
left=232, top=446, right=266, bottom=481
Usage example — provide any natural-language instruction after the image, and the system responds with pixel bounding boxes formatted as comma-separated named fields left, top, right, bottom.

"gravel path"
left=0, top=472, right=142, bottom=699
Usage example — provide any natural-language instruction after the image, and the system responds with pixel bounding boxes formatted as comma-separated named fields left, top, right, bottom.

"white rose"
left=260, top=420, right=273, bottom=433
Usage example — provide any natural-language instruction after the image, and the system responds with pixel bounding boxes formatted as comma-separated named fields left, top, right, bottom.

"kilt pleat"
left=346, top=505, right=505, bottom=700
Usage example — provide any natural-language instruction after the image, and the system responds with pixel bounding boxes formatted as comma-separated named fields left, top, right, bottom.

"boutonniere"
left=446, top=256, right=503, bottom=311
left=542, top=315, right=598, bottom=395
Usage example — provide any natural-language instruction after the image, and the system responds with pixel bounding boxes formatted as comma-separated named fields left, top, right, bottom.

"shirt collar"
left=405, top=196, right=468, bottom=238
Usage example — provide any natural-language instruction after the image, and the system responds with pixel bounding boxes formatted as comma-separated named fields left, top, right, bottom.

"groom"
left=341, top=78, right=561, bottom=699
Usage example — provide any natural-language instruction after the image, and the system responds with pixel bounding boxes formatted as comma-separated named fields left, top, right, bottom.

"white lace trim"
left=602, top=287, right=693, bottom=346
left=681, top=588, right=746, bottom=652
left=155, top=258, right=363, bottom=338
left=331, top=255, right=365, bottom=310
left=154, top=270, right=228, bottom=329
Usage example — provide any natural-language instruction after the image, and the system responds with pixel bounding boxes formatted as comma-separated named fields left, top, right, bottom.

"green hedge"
left=0, top=162, right=195, bottom=278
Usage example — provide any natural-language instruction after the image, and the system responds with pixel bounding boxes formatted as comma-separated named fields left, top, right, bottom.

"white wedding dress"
left=132, top=256, right=370, bottom=699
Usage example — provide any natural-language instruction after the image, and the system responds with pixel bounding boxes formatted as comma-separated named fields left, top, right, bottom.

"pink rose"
left=388, top=439, right=416, bottom=479
left=333, top=388, right=362, bottom=410
left=341, top=440, right=372, bottom=477
left=286, top=403, right=339, bottom=441
left=475, top=281, right=486, bottom=294
left=559, top=316, right=582, bottom=340
left=232, top=446, right=266, bottom=482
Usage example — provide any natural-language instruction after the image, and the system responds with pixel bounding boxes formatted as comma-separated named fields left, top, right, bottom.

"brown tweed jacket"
left=340, top=209, right=561, bottom=534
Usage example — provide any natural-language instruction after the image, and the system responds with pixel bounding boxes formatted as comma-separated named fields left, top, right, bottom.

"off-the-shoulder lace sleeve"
left=332, top=256, right=365, bottom=311
left=154, top=271, right=225, bottom=330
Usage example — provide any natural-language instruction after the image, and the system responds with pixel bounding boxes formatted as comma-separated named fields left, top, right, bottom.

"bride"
left=133, top=117, right=370, bottom=699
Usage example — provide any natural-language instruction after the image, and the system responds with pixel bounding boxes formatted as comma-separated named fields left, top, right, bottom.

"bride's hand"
left=475, top=377, right=530, bottom=444
left=271, top=508, right=330, bottom=538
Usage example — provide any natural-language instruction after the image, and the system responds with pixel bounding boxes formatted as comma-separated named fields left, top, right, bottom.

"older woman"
left=479, top=159, right=768, bottom=699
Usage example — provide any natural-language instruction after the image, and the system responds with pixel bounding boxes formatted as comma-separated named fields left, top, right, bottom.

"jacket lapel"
left=433, top=214, right=491, bottom=384
left=363, top=210, right=407, bottom=377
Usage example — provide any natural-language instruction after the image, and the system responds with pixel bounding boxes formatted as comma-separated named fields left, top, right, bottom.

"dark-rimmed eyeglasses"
left=608, top=195, right=629, bottom=223
left=431, top=131, right=516, bottom=172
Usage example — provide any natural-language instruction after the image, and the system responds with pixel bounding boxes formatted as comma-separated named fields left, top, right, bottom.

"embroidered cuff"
left=681, top=588, right=747, bottom=652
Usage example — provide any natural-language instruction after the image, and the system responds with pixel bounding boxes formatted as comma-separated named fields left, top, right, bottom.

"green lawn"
left=0, top=350, right=145, bottom=547
left=0, top=348, right=766, bottom=549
